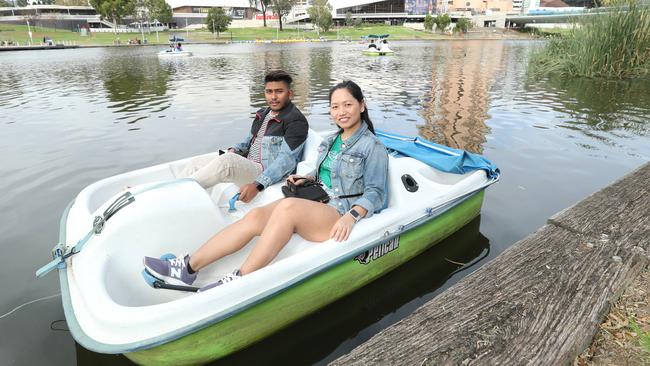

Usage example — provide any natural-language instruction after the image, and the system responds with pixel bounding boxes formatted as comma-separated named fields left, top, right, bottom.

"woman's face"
left=330, top=88, right=364, bottom=131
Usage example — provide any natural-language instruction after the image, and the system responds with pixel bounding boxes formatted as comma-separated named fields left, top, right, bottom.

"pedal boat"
left=362, top=49, right=395, bottom=56
left=158, top=49, right=193, bottom=57
left=38, top=130, right=499, bottom=365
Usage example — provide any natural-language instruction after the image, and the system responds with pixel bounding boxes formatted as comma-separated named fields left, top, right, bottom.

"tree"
left=345, top=11, right=353, bottom=26
left=206, top=7, right=231, bottom=37
left=0, top=0, right=12, bottom=6
left=270, top=0, right=296, bottom=31
left=354, top=16, right=362, bottom=27
left=89, top=0, right=136, bottom=37
left=307, top=0, right=332, bottom=35
left=424, top=13, right=434, bottom=31
left=146, top=0, right=172, bottom=25
left=454, top=17, right=472, bottom=33
left=434, top=14, right=451, bottom=33
left=249, top=0, right=271, bottom=27
left=16, top=0, right=28, bottom=6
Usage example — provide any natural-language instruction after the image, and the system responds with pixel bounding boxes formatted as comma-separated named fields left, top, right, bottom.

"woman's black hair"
left=328, top=80, right=375, bottom=134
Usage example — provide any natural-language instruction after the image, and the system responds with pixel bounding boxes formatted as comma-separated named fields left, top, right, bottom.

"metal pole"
left=212, top=19, right=215, bottom=39
left=140, top=17, right=145, bottom=44
left=185, top=18, right=188, bottom=38
left=26, top=19, right=33, bottom=45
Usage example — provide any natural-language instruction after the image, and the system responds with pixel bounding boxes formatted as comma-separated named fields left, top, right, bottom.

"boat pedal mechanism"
left=141, top=253, right=199, bottom=292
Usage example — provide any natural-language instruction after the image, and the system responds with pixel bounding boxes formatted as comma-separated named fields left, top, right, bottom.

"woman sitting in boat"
left=143, top=80, right=389, bottom=291
left=176, top=42, right=183, bottom=51
left=368, top=39, right=377, bottom=49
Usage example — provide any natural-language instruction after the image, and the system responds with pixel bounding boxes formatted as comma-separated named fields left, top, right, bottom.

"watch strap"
left=348, top=209, right=361, bottom=222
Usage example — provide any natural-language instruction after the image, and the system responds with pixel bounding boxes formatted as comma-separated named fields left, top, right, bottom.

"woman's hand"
left=330, top=213, right=356, bottom=242
left=287, top=175, right=313, bottom=186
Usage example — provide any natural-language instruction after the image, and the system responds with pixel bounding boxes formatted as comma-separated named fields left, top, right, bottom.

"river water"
left=0, top=41, right=648, bottom=365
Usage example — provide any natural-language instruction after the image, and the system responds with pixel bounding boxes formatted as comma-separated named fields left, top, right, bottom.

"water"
left=0, top=41, right=648, bottom=365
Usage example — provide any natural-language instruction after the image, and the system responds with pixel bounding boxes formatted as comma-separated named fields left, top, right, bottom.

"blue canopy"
left=376, top=130, right=500, bottom=179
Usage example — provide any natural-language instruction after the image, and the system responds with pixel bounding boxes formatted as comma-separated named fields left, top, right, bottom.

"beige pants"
left=177, top=153, right=263, bottom=189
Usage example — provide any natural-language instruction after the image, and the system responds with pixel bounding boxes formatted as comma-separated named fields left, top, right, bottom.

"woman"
left=143, top=80, right=389, bottom=291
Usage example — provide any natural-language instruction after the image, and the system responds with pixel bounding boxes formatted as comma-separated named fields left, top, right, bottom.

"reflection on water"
left=539, top=76, right=650, bottom=140
left=418, top=41, right=503, bottom=153
left=102, top=56, right=172, bottom=125
left=0, top=41, right=648, bottom=366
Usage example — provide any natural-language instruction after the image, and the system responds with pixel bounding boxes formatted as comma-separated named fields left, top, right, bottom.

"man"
left=178, top=70, right=308, bottom=202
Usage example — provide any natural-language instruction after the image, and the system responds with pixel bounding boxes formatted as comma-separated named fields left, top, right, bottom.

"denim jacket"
left=307, top=122, right=389, bottom=218
left=233, top=102, right=309, bottom=188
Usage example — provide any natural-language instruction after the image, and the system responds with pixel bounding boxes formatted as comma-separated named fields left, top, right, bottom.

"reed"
left=531, top=1, right=650, bottom=79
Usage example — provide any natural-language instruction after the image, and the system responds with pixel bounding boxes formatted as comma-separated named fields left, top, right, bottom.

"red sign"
left=256, top=14, right=278, bottom=20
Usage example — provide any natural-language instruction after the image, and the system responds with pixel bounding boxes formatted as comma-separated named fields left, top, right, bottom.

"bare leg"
left=189, top=200, right=281, bottom=271
left=240, top=198, right=341, bottom=275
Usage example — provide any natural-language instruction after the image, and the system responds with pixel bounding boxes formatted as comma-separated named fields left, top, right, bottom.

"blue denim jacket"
left=307, top=122, right=389, bottom=218
left=233, top=103, right=309, bottom=188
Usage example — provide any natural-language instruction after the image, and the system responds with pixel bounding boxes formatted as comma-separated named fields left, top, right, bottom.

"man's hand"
left=239, top=183, right=259, bottom=203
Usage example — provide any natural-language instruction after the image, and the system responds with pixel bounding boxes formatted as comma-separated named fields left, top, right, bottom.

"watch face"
left=349, top=209, right=359, bottom=219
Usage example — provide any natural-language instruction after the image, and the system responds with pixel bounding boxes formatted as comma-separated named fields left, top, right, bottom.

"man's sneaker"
left=198, top=269, right=242, bottom=292
left=143, top=254, right=197, bottom=286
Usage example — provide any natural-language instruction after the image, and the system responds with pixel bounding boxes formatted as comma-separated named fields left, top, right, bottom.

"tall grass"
left=531, top=1, right=650, bottom=78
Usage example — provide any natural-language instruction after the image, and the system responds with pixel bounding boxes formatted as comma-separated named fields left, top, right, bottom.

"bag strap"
left=336, top=192, right=363, bottom=199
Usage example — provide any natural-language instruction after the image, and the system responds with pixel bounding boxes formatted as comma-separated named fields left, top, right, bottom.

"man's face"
left=264, top=81, right=292, bottom=112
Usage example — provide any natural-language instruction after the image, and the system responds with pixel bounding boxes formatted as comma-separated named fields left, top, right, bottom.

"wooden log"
left=330, top=162, right=650, bottom=366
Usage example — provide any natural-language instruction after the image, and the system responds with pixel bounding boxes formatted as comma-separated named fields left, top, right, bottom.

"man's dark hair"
left=264, top=70, right=293, bottom=87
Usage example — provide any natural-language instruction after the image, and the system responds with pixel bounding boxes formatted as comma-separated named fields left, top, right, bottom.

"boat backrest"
left=296, top=128, right=324, bottom=176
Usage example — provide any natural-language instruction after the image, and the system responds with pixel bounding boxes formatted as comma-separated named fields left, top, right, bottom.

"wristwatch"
left=348, top=208, right=361, bottom=222
left=255, top=182, right=265, bottom=192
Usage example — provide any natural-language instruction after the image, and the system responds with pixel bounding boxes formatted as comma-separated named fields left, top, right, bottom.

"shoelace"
left=169, top=257, right=185, bottom=268
left=220, top=271, right=240, bottom=283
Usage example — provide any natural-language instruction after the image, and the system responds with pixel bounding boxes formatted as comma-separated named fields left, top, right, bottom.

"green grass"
left=0, top=23, right=461, bottom=46
left=629, top=320, right=650, bottom=359
left=530, top=2, right=650, bottom=79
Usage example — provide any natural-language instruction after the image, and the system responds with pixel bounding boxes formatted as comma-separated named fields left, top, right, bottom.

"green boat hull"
left=126, top=191, right=485, bottom=366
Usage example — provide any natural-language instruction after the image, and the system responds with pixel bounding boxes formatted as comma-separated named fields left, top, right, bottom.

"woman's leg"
left=189, top=200, right=282, bottom=271
left=239, top=198, right=341, bottom=275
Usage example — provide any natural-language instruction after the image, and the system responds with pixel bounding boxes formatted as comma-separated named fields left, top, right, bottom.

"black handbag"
left=282, top=180, right=331, bottom=203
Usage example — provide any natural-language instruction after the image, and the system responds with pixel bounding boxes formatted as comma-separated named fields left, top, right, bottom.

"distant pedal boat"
left=158, top=49, right=193, bottom=57
left=362, top=49, right=395, bottom=56
left=39, top=129, right=498, bottom=365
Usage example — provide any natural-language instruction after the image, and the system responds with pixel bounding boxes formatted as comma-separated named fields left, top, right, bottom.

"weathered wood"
left=331, top=163, right=650, bottom=366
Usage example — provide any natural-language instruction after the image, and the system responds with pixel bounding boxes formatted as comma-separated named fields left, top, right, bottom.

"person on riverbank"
left=176, top=69, right=309, bottom=202
left=143, top=80, right=389, bottom=291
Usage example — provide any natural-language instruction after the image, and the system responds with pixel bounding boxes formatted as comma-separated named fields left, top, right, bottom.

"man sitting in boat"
left=175, top=70, right=308, bottom=201
left=368, top=39, right=377, bottom=49
left=176, top=42, right=183, bottom=51
left=378, top=39, right=392, bottom=53
left=143, top=80, right=388, bottom=291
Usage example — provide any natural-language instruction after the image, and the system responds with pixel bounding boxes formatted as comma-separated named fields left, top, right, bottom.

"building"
left=166, top=0, right=256, bottom=27
left=0, top=0, right=258, bottom=30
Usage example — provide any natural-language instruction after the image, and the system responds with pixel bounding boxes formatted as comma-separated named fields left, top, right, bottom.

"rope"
left=0, top=293, right=61, bottom=321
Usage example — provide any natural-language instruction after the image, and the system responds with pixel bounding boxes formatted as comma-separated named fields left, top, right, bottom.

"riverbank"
left=577, top=266, right=650, bottom=365
left=331, top=162, right=650, bottom=365
left=0, top=23, right=535, bottom=48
